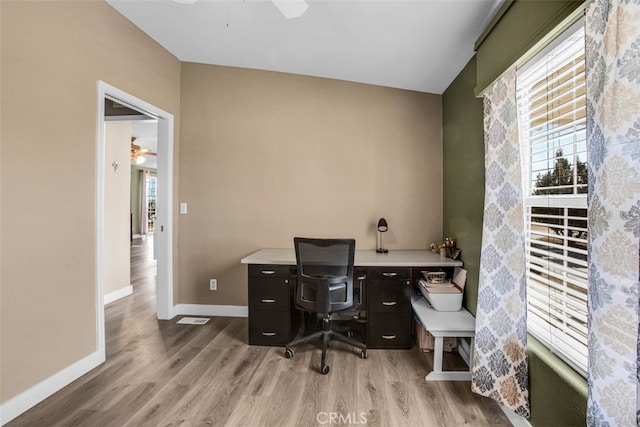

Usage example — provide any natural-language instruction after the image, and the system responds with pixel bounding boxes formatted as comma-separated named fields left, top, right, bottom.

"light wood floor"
left=9, top=237, right=511, bottom=426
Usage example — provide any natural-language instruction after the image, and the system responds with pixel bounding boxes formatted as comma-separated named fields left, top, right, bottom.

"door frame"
left=96, top=81, right=174, bottom=359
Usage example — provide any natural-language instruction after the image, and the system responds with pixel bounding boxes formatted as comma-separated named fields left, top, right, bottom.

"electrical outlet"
left=209, top=279, right=217, bottom=291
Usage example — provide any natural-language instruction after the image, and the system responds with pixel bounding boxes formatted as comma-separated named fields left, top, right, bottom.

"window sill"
left=527, top=334, right=588, bottom=399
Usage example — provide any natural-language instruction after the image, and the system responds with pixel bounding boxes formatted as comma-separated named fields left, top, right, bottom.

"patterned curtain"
left=472, top=68, right=530, bottom=417
left=585, top=0, right=640, bottom=425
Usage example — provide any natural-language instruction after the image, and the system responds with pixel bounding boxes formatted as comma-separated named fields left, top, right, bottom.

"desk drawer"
left=368, top=313, right=412, bottom=349
left=367, top=267, right=411, bottom=281
left=368, top=269, right=411, bottom=314
left=249, top=264, right=291, bottom=278
left=249, top=310, right=294, bottom=346
left=368, top=283, right=410, bottom=313
left=248, top=279, right=290, bottom=311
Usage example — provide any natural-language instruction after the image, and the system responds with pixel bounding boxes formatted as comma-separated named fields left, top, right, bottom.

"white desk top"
left=411, top=289, right=475, bottom=333
left=240, top=248, right=464, bottom=267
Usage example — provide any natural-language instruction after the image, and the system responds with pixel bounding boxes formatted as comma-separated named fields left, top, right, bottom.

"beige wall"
left=178, top=63, right=443, bottom=306
left=104, top=122, right=132, bottom=296
left=0, top=1, right=180, bottom=402
left=1, top=0, right=443, bottom=408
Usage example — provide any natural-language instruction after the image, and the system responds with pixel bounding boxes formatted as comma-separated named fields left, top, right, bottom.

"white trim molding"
left=97, top=80, right=175, bottom=323
left=104, top=285, right=133, bottom=305
left=173, top=304, right=249, bottom=318
left=500, top=406, right=532, bottom=427
left=0, top=351, right=103, bottom=425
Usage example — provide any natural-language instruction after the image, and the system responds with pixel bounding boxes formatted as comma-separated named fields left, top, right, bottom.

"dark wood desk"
left=241, top=249, right=463, bottom=348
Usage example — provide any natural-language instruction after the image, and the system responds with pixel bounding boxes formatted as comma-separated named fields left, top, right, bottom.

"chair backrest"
left=293, top=237, right=356, bottom=314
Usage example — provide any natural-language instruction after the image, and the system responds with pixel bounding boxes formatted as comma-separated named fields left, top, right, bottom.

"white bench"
left=411, top=289, right=476, bottom=381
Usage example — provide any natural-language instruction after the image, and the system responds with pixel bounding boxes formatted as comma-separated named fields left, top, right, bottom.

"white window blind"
left=517, top=23, right=588, bottom=376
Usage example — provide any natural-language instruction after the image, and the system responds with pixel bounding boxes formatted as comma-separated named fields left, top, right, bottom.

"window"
left=147, top=175, right=157, bottom=233
left=517, top=23, right=588, bottom=375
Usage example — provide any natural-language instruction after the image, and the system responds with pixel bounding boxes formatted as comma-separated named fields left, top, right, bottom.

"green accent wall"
left=528, top=336, right=587, bottom=426
left=442, top=56, right=484, bottom=316
left=475, top=0, right=584, bottom=94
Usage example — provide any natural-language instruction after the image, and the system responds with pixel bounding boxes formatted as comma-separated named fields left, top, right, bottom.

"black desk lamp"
left=376, top=218, right=389, bottom=253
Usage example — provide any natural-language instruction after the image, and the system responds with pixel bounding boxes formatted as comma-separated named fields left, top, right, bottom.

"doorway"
left=96, top=81, right=175, bottom=361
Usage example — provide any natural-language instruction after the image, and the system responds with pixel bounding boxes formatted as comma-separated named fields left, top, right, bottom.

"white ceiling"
left=107, top=0, right=502, bottom=94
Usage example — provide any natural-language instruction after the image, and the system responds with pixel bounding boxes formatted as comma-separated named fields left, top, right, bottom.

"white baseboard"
left=0, top=350, right=104, bottom=425
left=500, top=405, right=531, bottom=427
left=104, top=285, right=133, bottom=305
left=172, top=304, right=248, bottom=318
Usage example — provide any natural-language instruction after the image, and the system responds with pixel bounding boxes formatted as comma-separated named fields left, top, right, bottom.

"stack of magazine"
left=418, top=278, right=462, bottom=295
left=417, top=268, right=467, bottom=311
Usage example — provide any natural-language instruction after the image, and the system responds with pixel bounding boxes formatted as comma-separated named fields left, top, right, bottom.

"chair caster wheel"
left=361, top=350, right=368, bottom=359
left=284, top=348, right=294, bottom=359
left=321, top=364, right=330, bottom=375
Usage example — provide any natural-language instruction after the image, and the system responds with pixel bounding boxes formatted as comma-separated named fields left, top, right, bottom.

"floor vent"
left=177, top=317, right=210, bottom=325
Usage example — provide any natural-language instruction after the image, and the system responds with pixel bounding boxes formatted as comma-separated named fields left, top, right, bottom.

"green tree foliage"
left=531, top=149, right=588, bottom=240
left=533, top=149, right=587, bottom=195
left=575, top=158, right=588, bottom=194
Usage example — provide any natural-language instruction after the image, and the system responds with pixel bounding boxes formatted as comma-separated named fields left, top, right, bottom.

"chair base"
left=284, top=315, right=367, bottom=374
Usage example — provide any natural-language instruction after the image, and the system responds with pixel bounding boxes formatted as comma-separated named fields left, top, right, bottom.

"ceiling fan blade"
left=272, top=0, right=308, bottom=19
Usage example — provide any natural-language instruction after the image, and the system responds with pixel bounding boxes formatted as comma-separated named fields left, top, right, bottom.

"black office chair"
left=284, top=237, right=367, bottom=374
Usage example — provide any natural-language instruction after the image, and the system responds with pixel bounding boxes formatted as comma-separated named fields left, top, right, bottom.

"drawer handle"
left=382, top=272, right=398, bottom=277
left=262, top=332, right=277, bottom=336
left=382, top=335, right=397, bottom=340
left=261, top=299, right=276, bottom=303
left=261, top=270, right=276, bottom=275
left=382, top=301, right=397, bottom=306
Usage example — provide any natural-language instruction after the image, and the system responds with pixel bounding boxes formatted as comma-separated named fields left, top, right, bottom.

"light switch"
left=180, top=203, right=188, bottom=214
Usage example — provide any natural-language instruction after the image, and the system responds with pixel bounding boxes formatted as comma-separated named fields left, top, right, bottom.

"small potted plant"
left=431, top=238, right=457, bottom=258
